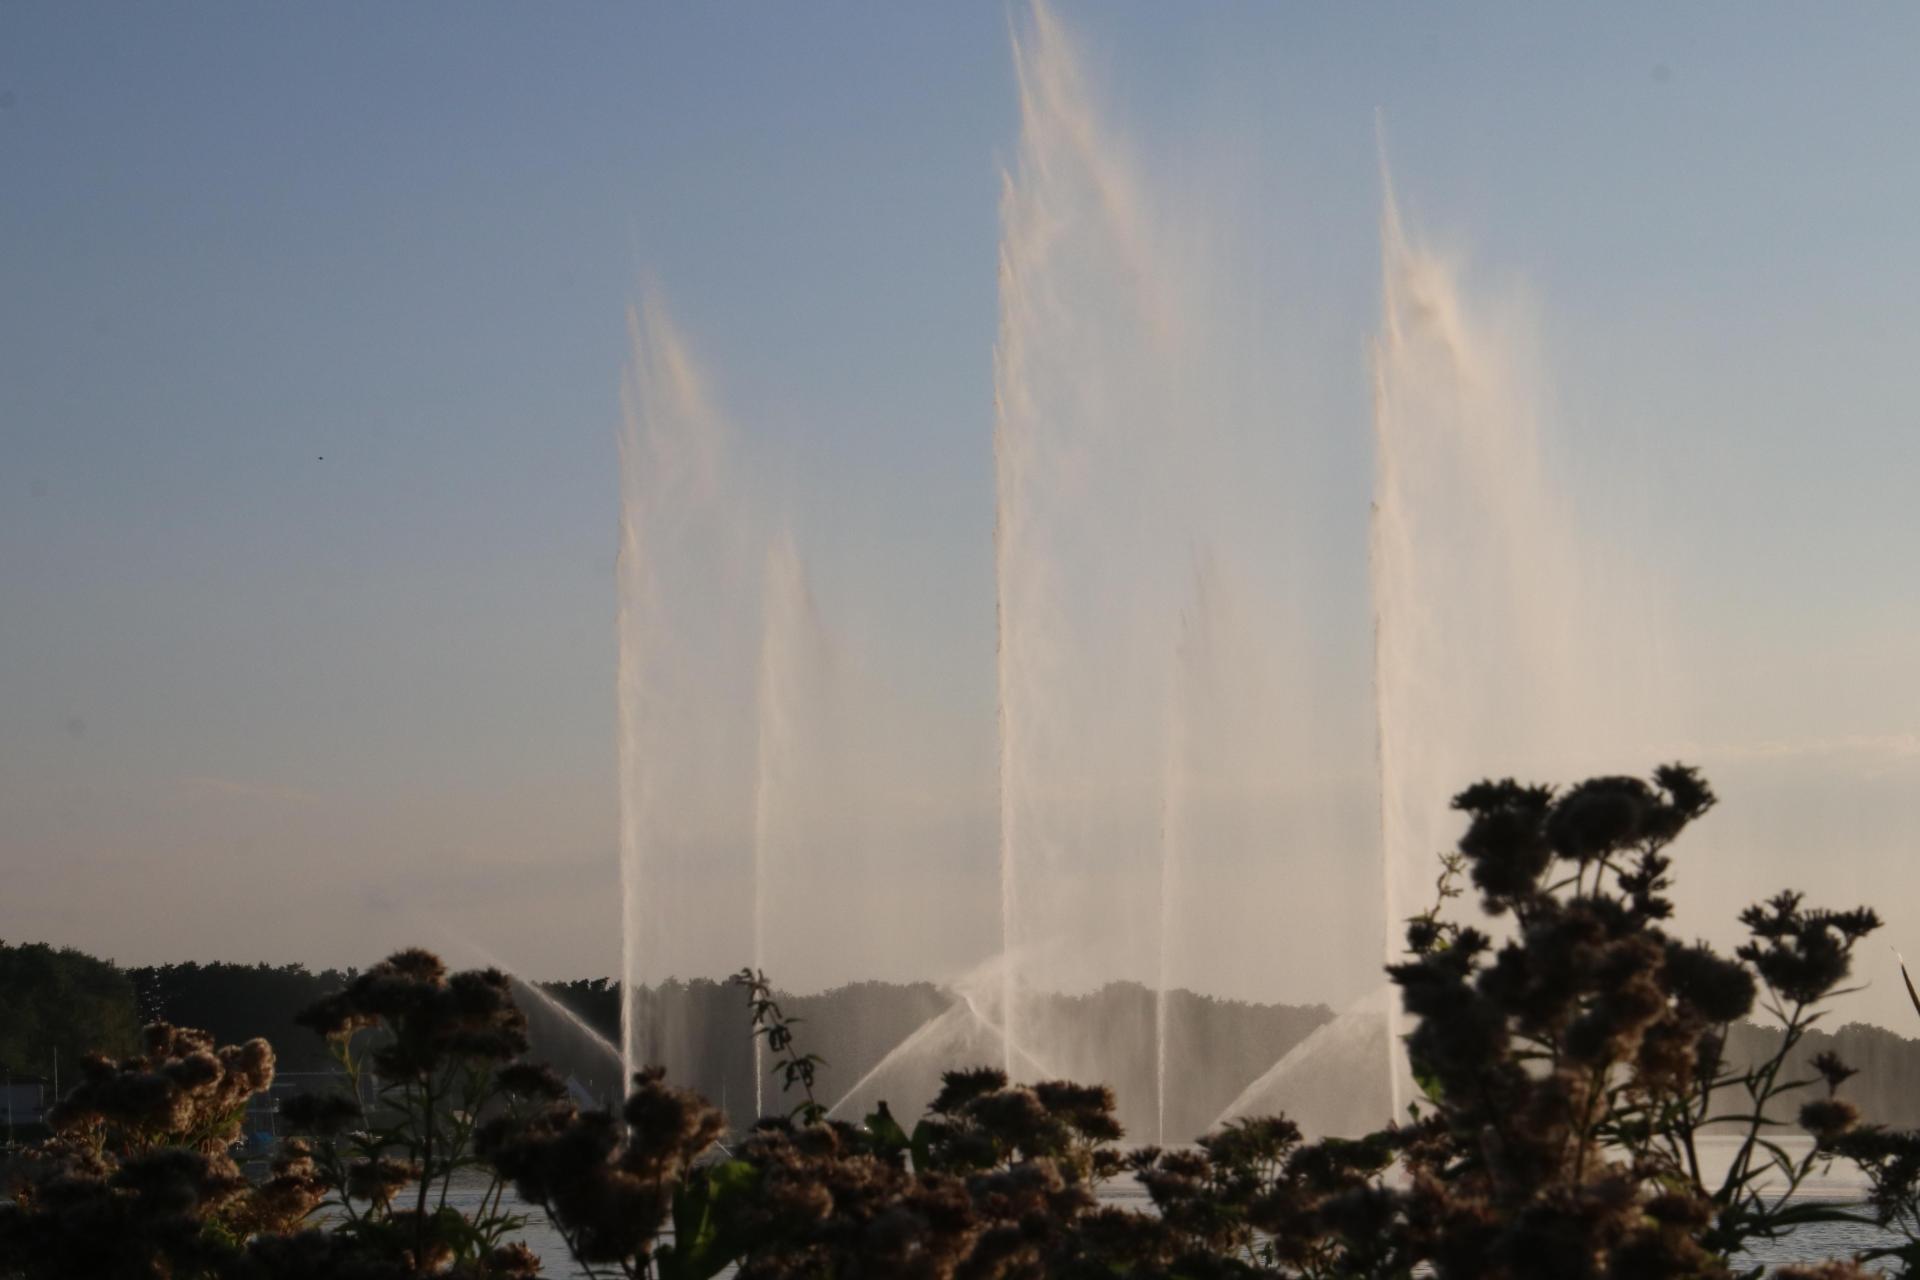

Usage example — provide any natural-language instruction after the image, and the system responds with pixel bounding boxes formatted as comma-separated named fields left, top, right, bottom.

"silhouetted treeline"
left=30, top=940, right=1920, bottom=1140
left=0, top=941, right=137, bottom=1078
left=127, top=962, right=351, bottom=1074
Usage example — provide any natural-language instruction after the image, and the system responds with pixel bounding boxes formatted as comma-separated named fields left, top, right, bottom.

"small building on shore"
left=2, top=1075, right=50, bottom=1129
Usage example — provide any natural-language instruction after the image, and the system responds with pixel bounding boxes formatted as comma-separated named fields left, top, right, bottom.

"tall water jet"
left=1372, top=177, right=1581, bottom=1123
left=983, top=4, right=1355, bottom=1137
left=617, top=290, right=888, bottom=1124
left=992, top=0, right=1196, bottom=1098
left=1153, top=655, right=1184, bottom=1147
left=1373, top=169, right=1658, bottom=1115
left=1217, top=170, right=1661, bottom=1135
left=750, top=532, right=833, bottom=1116
left=1156, top=554, right=1223, bottom=1145
left=617, top=296, right=762, bottom=1089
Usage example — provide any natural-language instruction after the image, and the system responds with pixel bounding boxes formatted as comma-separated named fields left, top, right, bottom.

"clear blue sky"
left=6, top=5, right=1920, bottom=1021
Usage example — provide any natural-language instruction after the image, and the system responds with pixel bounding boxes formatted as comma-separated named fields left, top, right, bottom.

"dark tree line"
left=17, top=945, right=1920, bottom=1141
left=127, top=962, right=352, bottom=1075
left=0, top=941, right=137, bottom=1081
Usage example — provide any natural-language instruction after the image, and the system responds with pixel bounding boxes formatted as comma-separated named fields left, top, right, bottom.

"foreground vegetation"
left=7, top=765, right=1920, bottom=1277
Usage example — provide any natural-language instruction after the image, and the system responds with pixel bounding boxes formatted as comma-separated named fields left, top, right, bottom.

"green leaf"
left=1900, top=952, right=1920, bottom=1024
left=910, top=1119, right=936, bottom=1174
left=865, top=1103, right=910, bottom=1158
left=662, top=1160, right=759, bottom=1280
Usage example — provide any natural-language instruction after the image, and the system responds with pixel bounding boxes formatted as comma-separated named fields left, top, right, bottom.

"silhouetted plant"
left=1814, top=957, right=1920, bottom=1274
left=732, top=968, right=828, bottom=1126
left=722, top=1065, right=1134, bottom=1280
left=1371, top=764, right=1884, bottom=1279
left=274, top=947, right=549, bottom=1276
left=477, top=1063, right=731, bottom=1279
left=0, top=1022, right=317, bottom=1278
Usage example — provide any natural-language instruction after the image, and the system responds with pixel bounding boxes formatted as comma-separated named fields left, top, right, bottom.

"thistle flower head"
left=1546, top=775, right=1659, bottom=861
left=1032, top=1080, right=1122, bottom=1143
left=1737, top=895, right=1881, bottom=1006
left=1662, top=942, right=1755, bottom=1024
left=497, top=1062, right=569, bottom=1102
left=1451, top=779, right=1556, bottom=905
left=46, top=1023, right=273, bottom=1156
left=931, top=1066, right=1009, bottom=1114
left=344, top=1156, right=417, bottom=1210
left=1799, top=1098, right=1861, bottom=1143
left=1812, top=1050, right=1859, bottom=1094
left=621, top=1069, right=727, bottom=1178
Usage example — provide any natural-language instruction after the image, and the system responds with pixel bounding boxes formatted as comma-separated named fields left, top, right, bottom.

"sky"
left=6, top=5, right=1920, bottom=1023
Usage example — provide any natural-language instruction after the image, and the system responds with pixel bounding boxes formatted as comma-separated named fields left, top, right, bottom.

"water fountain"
left=837, top=2, right=1349, bottom=1141
left=615, top=294, right=850, bottom=1118
left=1217, top=161, right=1663, bottom=1134
left=749, top=532, right=841, bottom=1115
left=616, top=295, right=768, bottom=1091
left=992, top=0, right=1193, bottom=1099
left=616, top=2, right=1659, bottom=1143
left=828, top=956, right=1059, bottom=1122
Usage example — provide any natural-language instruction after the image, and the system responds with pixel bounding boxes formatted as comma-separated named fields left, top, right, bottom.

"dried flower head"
left=1799, top=1099, right=1861, bottom=1143
left=1812, top=1050, right=1859, bottom=1095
